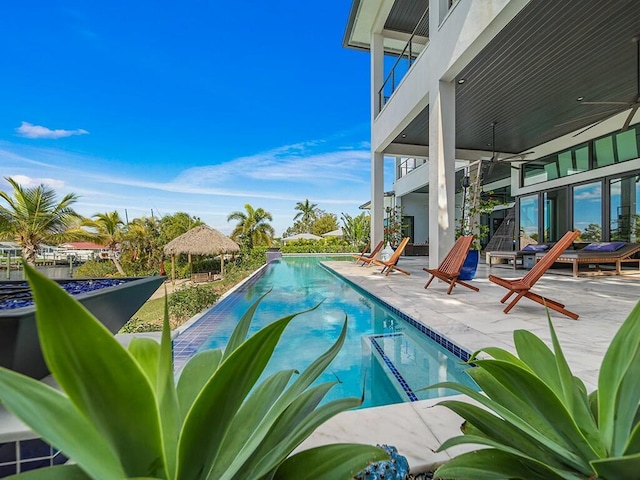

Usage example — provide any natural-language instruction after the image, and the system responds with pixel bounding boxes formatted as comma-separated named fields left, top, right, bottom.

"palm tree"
left=0, top=177, right=93, bottom=266
left=342, top=212, right=370, bottom=249
left=227, top=204, right=275, bottom=249
left=122, top=217, right=161, bottom=270
left=85, top=211, right=126, bottom=275
left=293, top=199, right=318, bottom=232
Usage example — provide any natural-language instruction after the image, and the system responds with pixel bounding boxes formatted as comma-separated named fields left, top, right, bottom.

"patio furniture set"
left=356, top=231, right=640, bottom=321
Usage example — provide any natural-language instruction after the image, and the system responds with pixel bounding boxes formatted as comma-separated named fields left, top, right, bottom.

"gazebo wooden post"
left=171, top=254, right=176, bottom=285
left=221, top=251, right=225, bottom=278
left=188, top=253, right=193, bottom=279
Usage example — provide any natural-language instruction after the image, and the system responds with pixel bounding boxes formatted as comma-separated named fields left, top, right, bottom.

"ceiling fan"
left=559, top=34, right=640, bottom=137
left=483, top=122, right=534, bottom=175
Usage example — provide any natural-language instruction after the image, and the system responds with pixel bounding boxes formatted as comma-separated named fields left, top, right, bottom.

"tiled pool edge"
left=320, top=263, right=472, bottom=363
left=172, top=263, right=270, bottom=372
left=369, top=334, right=419, bottom=401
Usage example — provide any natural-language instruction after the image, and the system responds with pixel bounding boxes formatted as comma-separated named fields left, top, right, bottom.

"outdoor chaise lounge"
left=353, top=241, right=384, bottom=266
left=423, top=235, right=478, bottom=294
left=535, top=241, right=640, bottom=277
left=372, top=237, right=411, bottom=276
left=489, top=230, right=580, bottom=320
left=487, top=242, right=555, bottom=270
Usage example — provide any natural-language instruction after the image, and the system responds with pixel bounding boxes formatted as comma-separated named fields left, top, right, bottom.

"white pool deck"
left=297, top=257, right=640, bottom=473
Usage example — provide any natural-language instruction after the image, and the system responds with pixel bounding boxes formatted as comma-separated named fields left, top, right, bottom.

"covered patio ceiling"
left=393, top=0, right=640, bottom=154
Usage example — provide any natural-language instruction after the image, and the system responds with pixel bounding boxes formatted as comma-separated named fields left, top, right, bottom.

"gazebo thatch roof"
left=163, top=225, right=240, bottom=256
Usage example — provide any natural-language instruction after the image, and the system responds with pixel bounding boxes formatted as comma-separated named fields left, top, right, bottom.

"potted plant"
left=457, top=171, right=503, bottom=280
left=382, top=206, right=405, bottom=262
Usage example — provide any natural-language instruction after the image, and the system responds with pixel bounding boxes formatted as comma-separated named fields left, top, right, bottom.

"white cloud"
left=16, top=122, right=89, bottom=139
left=174, top=142, right=370, bottom=187
left=4, top=175, right=65, bottom=189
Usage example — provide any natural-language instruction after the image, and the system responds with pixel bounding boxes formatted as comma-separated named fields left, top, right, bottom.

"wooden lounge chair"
left=353, top=241, right=384, bottom=266
left=372, top=237, right=411, bottom=276
left=351, top=241, right=371, bottom=263
left=536, top=242, right=640, bottom=277
left=489, top=230, right=580, bottom=320
left=423, top=235, right=479, bottom=294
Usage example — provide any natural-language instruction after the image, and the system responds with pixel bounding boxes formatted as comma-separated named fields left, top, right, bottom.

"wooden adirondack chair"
left=353, top=241, right=384, bottom=266
left=489, top=230, right=580, bottom=320
left=423, top=236, right=479, bottom=294
left=372, top=237, right=411, bottom=276
left=351, top=241, right=370, bottom=263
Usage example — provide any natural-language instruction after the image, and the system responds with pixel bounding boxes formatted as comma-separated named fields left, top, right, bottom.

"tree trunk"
left=112, top=256, right=126, bottom=275
left=22, top=244, right=37, bottom=268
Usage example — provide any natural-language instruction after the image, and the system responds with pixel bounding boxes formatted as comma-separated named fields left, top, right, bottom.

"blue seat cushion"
left=582, top=241, right=626, bottom=252
left=522, top=244, right=549, bottom=252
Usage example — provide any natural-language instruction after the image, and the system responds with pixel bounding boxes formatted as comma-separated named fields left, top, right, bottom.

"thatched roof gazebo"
left=163, top=225, right=240, bottom=282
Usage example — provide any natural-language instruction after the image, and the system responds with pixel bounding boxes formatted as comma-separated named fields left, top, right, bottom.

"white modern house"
left=344, top=0, right=640, bottom=267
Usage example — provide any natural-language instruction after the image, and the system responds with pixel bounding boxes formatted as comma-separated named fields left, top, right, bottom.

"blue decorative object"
left=355, top=444, right=410, bottom=480
left=458, top=249, right=479, bottom=281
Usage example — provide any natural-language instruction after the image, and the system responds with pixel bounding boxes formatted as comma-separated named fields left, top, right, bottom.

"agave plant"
left=431, top=302, right=640, bottom=480
left=0, top=265, right=387, bottom=479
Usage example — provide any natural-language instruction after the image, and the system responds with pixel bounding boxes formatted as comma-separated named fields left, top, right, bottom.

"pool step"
left=366, top=331, right=463, bottom=402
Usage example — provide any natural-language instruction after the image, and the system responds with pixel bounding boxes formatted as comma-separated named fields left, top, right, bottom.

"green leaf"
left=128, top=338, right=160, bottom=387
left=218, top=317, right=351, bottom=480
left=473, top=359, right=598, bottom=467
left=591, top=452, right=640, bottom=479
left=474, top=346, right=529, bottom=369
left=248, top=394, right=363, bottom=479
left=273, top=444, right=388, bottom=480
left=611, top=347, right=640, bottom=455
left=624, top=421, right=640, bottom=455
left=430, top=378, right=588, bottom=472
left=176, top=349, right=223, bottom=420
left=598, top=300, right=640, bottom=453
left=223, top=289, right=271, bottom=361
left=434, top=449, right=583, bottom=480
left=4, top=465, right=92, bottom=479
left=24, top=264, right=164, bottom=478
left=156, top=302, right=181, bottom=480
left=0, top=367, right=124, bottom=480
left=177, top=311, right=306, bottom=480
left=436, top=435, right=582, bottom=480
left=514, top=329, right=562, bottom=395
left=437, top=400, right=568, bottom=469
left=210, top=369, right=297, bottom=479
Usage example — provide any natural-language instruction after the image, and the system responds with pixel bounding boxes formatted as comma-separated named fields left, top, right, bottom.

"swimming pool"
left=173, top=256, right=477, bottom=409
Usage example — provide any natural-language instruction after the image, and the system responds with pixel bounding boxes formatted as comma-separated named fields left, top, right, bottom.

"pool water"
left=180, top=256, right=477, bottom=409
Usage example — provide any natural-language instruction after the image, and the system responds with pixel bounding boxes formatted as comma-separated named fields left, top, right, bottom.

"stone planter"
left=0, top=276, right=165, bottom=379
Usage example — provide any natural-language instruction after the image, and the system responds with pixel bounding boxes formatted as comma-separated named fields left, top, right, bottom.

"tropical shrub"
left=168, top=284, right=219, bottom=323
left=431, top=303, right=640, bottom=480
left=281, top=239, right=355, bottom=254
left=0, top=264, right=387, bottom=479
left=74, top=259, right=120, bottom=278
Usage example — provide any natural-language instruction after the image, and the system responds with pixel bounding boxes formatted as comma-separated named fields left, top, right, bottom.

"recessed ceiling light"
left=401, top=134, right=407, bottom=138
left=458, top=79, right=465, bottom=84
left=577, top=96, right=584, bottom=101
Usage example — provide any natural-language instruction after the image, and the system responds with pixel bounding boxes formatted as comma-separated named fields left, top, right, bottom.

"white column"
left=371, top=152, right=385, bottom=247
left=428, top=80, right=456, bottom=267
left=370, top=32, right=385, bottom=248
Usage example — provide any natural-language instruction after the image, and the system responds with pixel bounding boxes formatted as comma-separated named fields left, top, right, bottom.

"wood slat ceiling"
left=384, top=0, right=429, bottom=38
left=393, top=0, right=640, bottom=154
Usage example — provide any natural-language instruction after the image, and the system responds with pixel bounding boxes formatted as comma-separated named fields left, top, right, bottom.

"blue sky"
left=0, top=1, right=394, bottom=235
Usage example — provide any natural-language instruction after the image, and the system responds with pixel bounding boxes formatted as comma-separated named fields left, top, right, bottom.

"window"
left=519, top=195, right=539, bottom=247
left=573, top=182, right=602, bottom=242
left=544, top=189, right=568, bottom=242
left=595, top=136, right=615, bottom=167
left=616, top=129, right=639, bottom=162
left=610, top=174, right=640, bottom=242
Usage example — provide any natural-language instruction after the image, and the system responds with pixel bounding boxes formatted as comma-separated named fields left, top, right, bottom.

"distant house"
left=55, top=242, right=109, bottom=262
